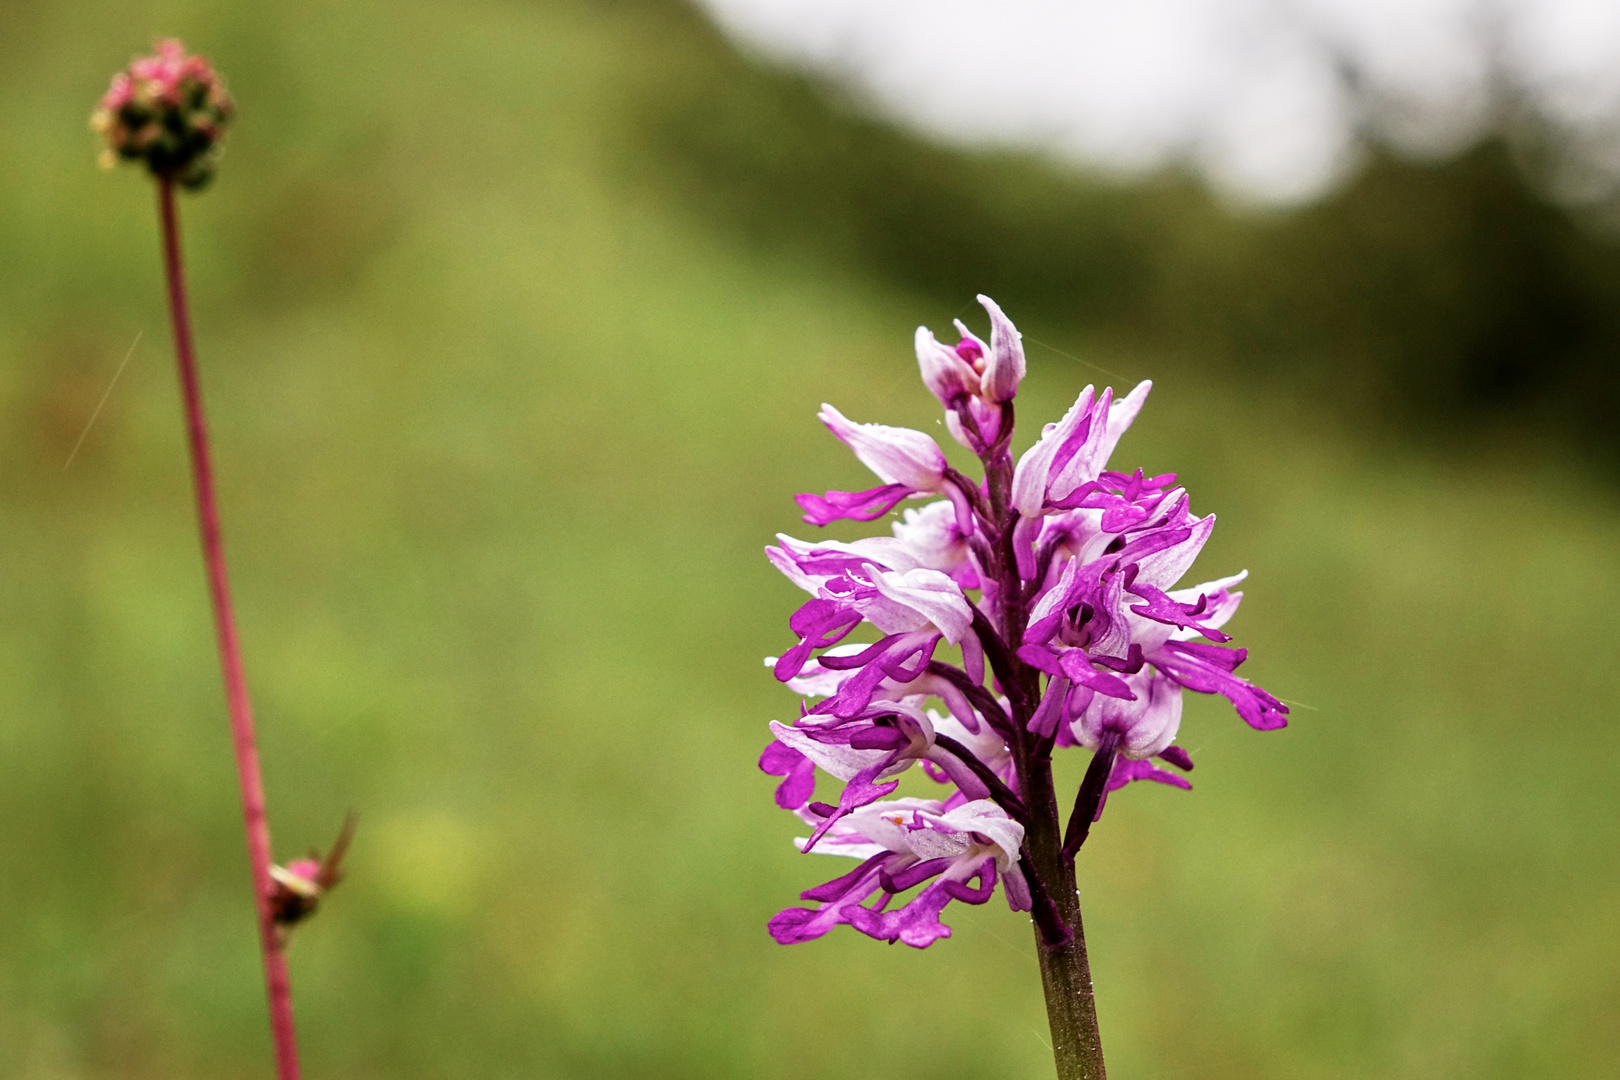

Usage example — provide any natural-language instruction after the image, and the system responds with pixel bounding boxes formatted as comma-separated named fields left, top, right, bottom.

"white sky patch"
left=694, top=0, right=1620, bottom=203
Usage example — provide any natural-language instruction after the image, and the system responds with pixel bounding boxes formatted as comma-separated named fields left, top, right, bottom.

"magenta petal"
left=846, top=881, right=954, bottom=947
left=773, top=640, right=817, bottom=683
left=1154, top=641, right=1289, bottom=730
left=941, top=858, right=998, bottom=903
left=1159, top=745, right=1194, bottom=771
left=1045, top=405, right=1098, bottom=485
left=1027, top=675, right=1072, bottom=738
left=800, top=851, right=889, bottom=903
left=816, top=636, right=897, bottom=671
left=1016, top=642, right=1064, bottom=676
left=1107, top=756, right=1193, bottom=793
left=850, top=856, right=1000, bottom=948
left=878, top=856, right=955, bottom=894
left=1127, top=580, right=1233, bottom=642
left=776, top=599, right=863, bottom=680
left=1057, top=649, right=1136, bottom=700
left=826, top=660, right=892, bottom=718
left=848, top=726, right=910, bottom=751
left=1012, top=515, right=1041, bottom=580
left=796, top=483, right=912, bottom=526
left=767, top=907, right=830, bottom=944
left=1113, top=525, right=1194, bottom=565
left=801, top=763, right=901, bottom=852
left=923, top=747, right=991, bottom=801
left=822, top=631, right=938, bottom=717
left=959, top=630, right=985, bottom=685
left=1090, top=643, right=1146, bottom=674
left=759, top=740, right=817, bottom=810
left=879, top=634, right=940, bottom=682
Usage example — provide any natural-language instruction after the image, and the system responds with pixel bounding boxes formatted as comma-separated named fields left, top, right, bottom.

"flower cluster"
left=761, top=296, right=1286, bottom=948
left=92, top=39, right=233, bottom=188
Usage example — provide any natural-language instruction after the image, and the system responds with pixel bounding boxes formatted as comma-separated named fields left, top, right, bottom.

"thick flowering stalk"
left=759, top=296, right=1287, bottom=1080
left=95, top=42, right=304, bottom=1080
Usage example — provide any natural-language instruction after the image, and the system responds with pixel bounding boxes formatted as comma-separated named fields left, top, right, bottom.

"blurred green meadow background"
left=3, top=1, right=1619, bottom=1077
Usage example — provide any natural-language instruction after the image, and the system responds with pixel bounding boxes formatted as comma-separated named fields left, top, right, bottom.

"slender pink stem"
left=157, top=178, right=303, bottom=1080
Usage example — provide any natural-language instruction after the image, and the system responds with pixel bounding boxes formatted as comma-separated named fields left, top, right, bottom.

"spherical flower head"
left=91, top=39, right=233, bottom=188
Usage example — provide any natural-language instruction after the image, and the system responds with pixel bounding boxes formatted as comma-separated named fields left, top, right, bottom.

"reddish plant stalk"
left=157, top=178, right=303, bottom=1080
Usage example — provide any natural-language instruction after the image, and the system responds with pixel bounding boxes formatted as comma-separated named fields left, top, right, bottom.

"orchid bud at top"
left=915, top=326, right=981, bottom=408
left=92, top=39, right=233, bottom=189
left=975, top=294, right=1026, bottom=402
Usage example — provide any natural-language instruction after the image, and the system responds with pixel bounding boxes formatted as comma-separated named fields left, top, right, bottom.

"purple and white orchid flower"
left=795, top=405, right=981, bottom=529
left=768, top=797, right=1030, bottom=949
left=756, top=296, right=1288, bottom=1077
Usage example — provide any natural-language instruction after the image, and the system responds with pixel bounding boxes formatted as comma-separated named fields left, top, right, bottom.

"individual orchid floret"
left=1072, top=666, right=1184, bottom=760
left=890, top=501, right=975, bottom=584
left=768, top=798, right=1029, bottom=949
left=913, top=296, right=1023, bottom=408
left=766, top=704, right=929, bottom=847
left=1011, top=380, right=1153, bottom=518
left=796, top=405, right=963, bottom=527
left=765, top=696, right=1016, bottom=848
left=1018, top=555, right=1141, bottom=699
left=765, top=533, right=924, bottom=594
left=818, top=404, right=946, bottom=491
left=913, top=295, right=1026, bottom=452
left=974, top=294, right=1026, bottom=403
left=1016, top=500, right=1285, bottom=745
left=769, top=553, right=975, bottom=695
left=92, top=39, right=233, bottom=188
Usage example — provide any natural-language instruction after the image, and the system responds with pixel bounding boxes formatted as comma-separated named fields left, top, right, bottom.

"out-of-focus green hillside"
left=651, top=51, right=1620, bottom=464
left=0, top=2, right=1616, bottom=1079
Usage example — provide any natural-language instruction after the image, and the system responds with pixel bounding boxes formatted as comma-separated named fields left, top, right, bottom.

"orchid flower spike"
left=756, top=294, right=1288, bottom=1077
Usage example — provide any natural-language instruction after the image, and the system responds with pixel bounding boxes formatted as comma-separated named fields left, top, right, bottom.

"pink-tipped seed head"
left=91, top=39, right=233, bottom=188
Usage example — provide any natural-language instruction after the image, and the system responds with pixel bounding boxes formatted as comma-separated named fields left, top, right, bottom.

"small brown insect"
left=269, top=812, right=357, bottom=944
